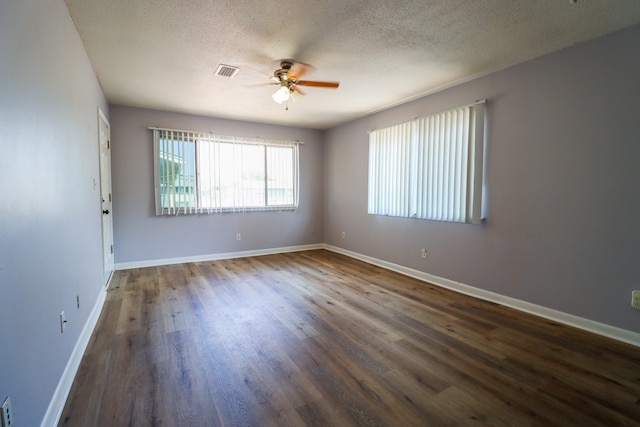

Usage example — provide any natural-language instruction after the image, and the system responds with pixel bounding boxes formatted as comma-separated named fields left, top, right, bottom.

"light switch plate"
left=60, top=311, right=66, bottom=333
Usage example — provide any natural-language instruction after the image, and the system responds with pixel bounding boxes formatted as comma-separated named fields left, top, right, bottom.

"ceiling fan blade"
left=289, top=62, right=313, bottom=80
left=296, top=80, right=340, bottom=88
left=240, top=65, right=275, bottom=80
left=247, top=81, right=280, bottom=88
left=292, top=85, right=306, bottom=96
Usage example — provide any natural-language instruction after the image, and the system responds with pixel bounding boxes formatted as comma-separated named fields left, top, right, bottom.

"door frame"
left=98, top=107, right=114, bottom=287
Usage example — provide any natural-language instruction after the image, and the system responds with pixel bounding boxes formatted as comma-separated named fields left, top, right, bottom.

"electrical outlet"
left=60, top=311, right=67, bottom=333
left=1, top=396, right=13, bottom=427
left=77, top=295, right=80, bottom=309
left=421, top=248, right=427, bottom=259
left=236, top=233, right=241, bottom=241
left=632, top=290, right=640, bottom=310
left=341, top=231, right=346, bottom=239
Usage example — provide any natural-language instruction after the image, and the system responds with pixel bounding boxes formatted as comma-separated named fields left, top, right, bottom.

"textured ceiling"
left=64, top=0, right=640, bottom=129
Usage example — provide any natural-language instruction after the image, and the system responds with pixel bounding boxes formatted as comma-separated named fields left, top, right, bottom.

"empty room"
left=1, top=0, right=640, bottom=426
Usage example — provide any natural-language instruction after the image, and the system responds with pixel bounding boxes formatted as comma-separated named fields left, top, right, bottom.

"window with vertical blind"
left=152, top=128, right=300, bottom=215
left=368, top=101, right=486, bottom=224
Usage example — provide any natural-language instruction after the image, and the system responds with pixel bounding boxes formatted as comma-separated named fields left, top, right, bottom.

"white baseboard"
left=323, top=244, right=640, bottom=348
left=115, top=243, right=324, bottom=270
left=41, top=284, right=109, bottom=427
left=40, top=243, right=636, bottom=427
left=117, top=242, right=640, bottom=347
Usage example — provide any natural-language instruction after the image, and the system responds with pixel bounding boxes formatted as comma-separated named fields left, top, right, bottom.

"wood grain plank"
left=60, top=250, right=640, bottom=426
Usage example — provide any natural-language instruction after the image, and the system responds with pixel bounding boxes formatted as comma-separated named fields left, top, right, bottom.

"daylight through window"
left=368, top=101, right=486, bottom=224
left=153, top=129, right=299, bottom=215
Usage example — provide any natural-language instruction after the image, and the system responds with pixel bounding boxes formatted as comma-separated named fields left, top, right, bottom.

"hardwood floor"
left=59, top=250, right=640, bottom=426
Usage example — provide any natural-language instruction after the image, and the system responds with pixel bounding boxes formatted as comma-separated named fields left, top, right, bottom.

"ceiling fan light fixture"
left=272, top=86, right=291, bottom=104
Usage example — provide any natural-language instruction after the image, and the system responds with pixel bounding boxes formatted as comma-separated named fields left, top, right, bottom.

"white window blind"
left=152, top=129, right=300, bottom=215
left=368, top=102, right=486, bottom=224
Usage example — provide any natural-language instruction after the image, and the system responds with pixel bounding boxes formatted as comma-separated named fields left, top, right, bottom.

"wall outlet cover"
left=1, top=396, right=13, bottom=427
left=632, top=290, right=640, bottom=310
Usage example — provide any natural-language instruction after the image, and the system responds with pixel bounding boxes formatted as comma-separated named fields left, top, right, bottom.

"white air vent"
left=214, top=64, right=239, bottom=78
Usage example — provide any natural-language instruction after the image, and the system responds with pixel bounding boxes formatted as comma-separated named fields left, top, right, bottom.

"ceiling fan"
left=269, top=60, right=339, bottom=104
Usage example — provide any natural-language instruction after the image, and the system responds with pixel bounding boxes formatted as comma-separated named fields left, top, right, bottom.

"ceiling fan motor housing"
left=274, top=61, right=294, bottom=82
left=274, top=69, right=289, bottom=81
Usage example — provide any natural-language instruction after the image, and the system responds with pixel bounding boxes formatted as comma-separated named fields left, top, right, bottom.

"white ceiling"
left=64, top=0, right=640, bottom=129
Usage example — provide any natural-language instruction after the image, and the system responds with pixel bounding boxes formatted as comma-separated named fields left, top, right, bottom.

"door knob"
left=102, top=209, right=110, bottom=215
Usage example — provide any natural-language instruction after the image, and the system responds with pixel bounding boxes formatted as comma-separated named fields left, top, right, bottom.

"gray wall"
left=1, top=2, right=636, bottom=423
left=0, top=0, right=109, bottom=426
left=324, top=24, right=640, bottom=333
left=110, top=106, right=324, bottom=264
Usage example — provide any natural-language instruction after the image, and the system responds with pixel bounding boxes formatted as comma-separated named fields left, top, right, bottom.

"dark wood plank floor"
left=59, top=250, right=640, bottom=426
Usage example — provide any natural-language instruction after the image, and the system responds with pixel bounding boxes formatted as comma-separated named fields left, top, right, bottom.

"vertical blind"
left=153, top=129, right=300, bottom=215
left=368, top=102, right=486, bottom=224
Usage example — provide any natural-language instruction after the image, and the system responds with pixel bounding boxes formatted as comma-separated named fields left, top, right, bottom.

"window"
left=152, top=128, right=300, bottom=215
left=368, top=102, right=486, bottom=224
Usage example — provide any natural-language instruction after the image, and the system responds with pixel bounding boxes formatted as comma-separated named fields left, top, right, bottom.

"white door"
left=98, top=108, right=114, bottom=286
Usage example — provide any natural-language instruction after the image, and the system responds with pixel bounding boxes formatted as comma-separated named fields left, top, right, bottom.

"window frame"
left=367, top=101, right=486, bottom=224
left=152, top=128, right=301, bottom=215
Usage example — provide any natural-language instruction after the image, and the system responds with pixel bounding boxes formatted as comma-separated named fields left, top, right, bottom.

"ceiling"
left=64, top=0, right=640, bottom=129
